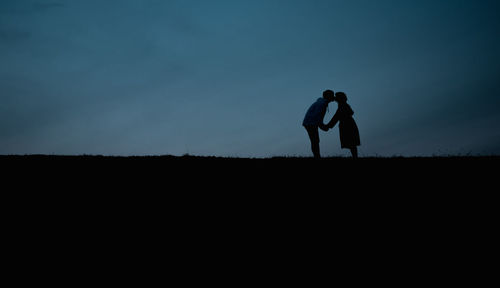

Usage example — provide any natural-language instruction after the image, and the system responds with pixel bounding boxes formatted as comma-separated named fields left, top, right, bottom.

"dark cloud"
left=0, top=28, right=31, bottom=41
left=0, top=1, right=63, bottom=42
left=33, top=2, right=65, bottom=12
left=0, top=1, right=64, bottom=14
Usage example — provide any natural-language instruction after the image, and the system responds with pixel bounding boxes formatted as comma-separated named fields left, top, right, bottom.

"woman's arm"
left=327, top=110, right=339, bottom=129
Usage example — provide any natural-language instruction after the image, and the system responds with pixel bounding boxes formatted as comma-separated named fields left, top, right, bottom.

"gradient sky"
left=1, top=0, right=499, bottom=157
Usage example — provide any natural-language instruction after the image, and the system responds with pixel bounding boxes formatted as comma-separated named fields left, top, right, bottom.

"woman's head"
left=335, top=92, right=347, bottom=103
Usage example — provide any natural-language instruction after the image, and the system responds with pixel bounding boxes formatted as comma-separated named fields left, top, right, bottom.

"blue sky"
left=1, top=0, right=499, bottom=157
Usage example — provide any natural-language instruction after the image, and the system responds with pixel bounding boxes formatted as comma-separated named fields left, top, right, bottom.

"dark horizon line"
left=1, top=154, right=499, bottom=160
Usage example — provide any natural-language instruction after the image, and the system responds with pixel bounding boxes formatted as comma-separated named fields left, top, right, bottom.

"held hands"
left=320, top=123, right=335, bottom=131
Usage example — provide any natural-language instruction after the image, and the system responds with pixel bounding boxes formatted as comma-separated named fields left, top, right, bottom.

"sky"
left=1, top=0, right=499, bottom=157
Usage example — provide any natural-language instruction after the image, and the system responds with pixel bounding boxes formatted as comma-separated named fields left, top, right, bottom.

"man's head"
left=323, top=90, right=335, bottom=102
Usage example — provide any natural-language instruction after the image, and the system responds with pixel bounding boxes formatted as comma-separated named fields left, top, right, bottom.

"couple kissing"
left=303, top=90, right=360, bottom=158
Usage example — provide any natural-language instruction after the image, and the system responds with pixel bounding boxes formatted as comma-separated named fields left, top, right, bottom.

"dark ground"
left=2, top=155, right=497, bottom=283
left=4, top=154, right=496, bottom=227
left=3, top=154, right=497, bottom=188
left=2, top=154, right=497, bottom=200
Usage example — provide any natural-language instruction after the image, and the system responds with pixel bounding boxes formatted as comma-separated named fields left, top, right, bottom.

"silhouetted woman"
left=327, top=92, right=360, bottom=158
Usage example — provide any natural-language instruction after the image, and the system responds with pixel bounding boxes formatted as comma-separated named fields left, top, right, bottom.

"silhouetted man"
left=302, top=90, right=335, bottom=158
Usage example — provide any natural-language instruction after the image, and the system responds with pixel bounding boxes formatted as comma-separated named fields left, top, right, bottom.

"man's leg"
left=305, top=126, right=320, bottom=158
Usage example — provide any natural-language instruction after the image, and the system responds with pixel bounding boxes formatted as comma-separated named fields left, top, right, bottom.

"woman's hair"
left=335, top=92, right=347, bottom=102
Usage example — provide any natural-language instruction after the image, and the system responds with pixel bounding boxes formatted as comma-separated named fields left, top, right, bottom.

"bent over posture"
left=302, top=90, right=335, bottom=158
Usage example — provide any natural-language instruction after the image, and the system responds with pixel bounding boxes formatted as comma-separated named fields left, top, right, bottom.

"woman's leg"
left=350, top=147, right=358, bottom=159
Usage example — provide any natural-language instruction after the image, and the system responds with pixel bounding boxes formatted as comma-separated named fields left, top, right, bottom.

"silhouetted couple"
left=303, top=90, right=360, bottom=158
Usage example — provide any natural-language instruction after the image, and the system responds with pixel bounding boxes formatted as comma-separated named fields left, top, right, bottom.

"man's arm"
left=319, top=105, right=330, bottom=131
